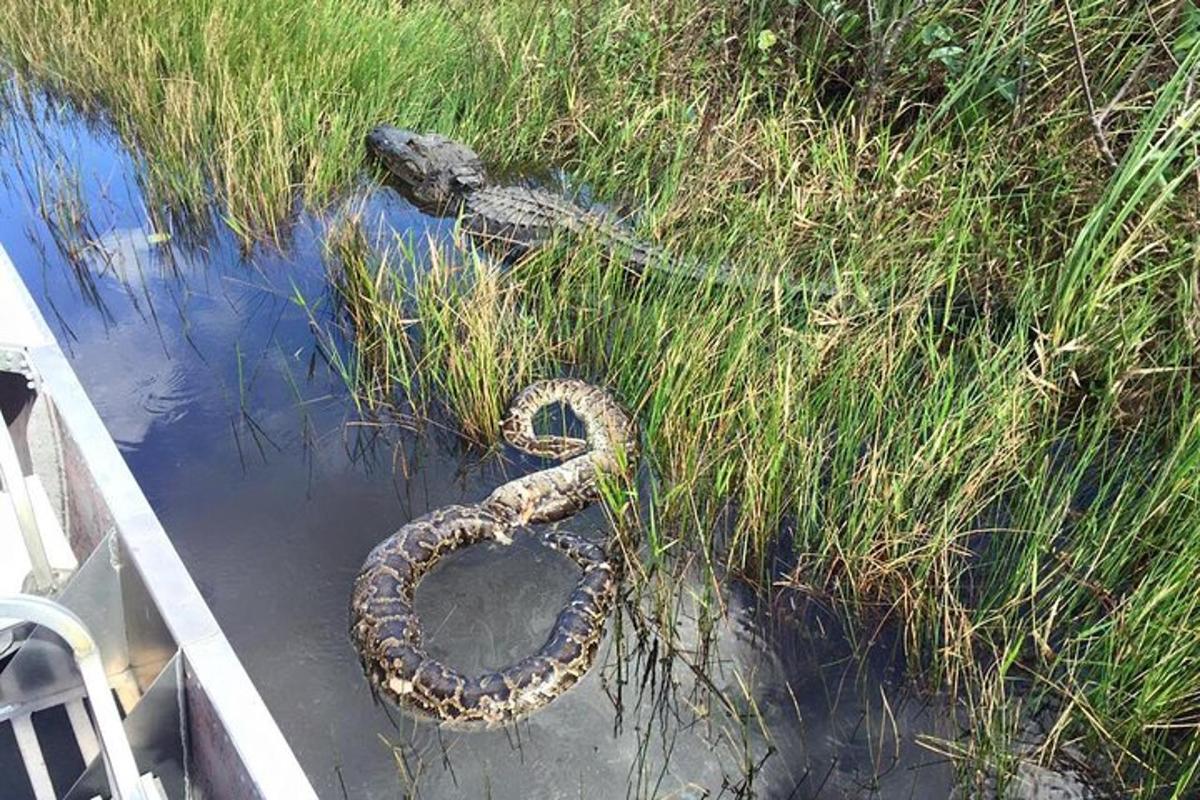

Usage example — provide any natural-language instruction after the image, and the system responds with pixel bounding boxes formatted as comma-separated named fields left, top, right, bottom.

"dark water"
left=0, top=78, right=958, bottom=798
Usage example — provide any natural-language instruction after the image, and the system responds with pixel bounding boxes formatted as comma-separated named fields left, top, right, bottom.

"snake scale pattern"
left=350, top=379, right=638, bottom=724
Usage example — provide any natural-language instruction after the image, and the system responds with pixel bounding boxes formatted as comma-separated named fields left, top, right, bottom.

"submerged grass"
left=2, top=0, right=1199, bottom=794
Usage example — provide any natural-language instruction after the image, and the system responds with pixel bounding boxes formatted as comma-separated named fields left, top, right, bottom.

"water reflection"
left=0, top=75, right=957, bottom=798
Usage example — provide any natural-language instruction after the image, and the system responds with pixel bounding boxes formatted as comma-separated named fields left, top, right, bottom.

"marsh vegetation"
left=1, top=0, right=1198, bottom=795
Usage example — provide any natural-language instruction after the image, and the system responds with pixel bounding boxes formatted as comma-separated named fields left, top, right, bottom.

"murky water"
left=0, top=78, right=959, bottom=798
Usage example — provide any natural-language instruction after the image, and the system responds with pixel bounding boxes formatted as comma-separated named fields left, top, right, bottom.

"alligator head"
left=365, top=126, right=488, bottom=212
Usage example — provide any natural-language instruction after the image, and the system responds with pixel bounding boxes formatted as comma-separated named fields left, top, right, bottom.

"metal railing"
left=0, top=594, right=149, bottom=800
left=0, top=376, right=55, bottom=594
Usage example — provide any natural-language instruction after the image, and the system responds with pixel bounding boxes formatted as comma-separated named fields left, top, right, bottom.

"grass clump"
left=2, top=0, right=1200, bottom=794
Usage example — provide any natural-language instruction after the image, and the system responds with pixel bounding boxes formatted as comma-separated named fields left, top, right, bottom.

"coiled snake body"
left=350, top=379, right=638, bottom=724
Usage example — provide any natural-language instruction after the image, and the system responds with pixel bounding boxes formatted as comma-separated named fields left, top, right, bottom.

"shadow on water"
left=0, top=74, right=959, bottom=798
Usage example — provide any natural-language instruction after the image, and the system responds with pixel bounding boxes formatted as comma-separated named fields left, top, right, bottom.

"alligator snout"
left=364, top=125, right=415, bottom=158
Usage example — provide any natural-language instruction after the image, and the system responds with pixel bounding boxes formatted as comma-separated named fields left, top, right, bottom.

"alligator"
left=364, top=126, right=830, bottom=298
left=363, top=126, right=1024, bottom=346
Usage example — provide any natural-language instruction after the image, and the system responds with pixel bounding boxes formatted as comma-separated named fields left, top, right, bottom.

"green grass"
left=2, top=0, right=1199, bottom=794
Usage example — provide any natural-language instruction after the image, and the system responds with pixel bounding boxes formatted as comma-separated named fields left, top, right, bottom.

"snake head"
left=366, top=126, right=487, bottom=212
left=528, top=435, right=590, bottom=460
